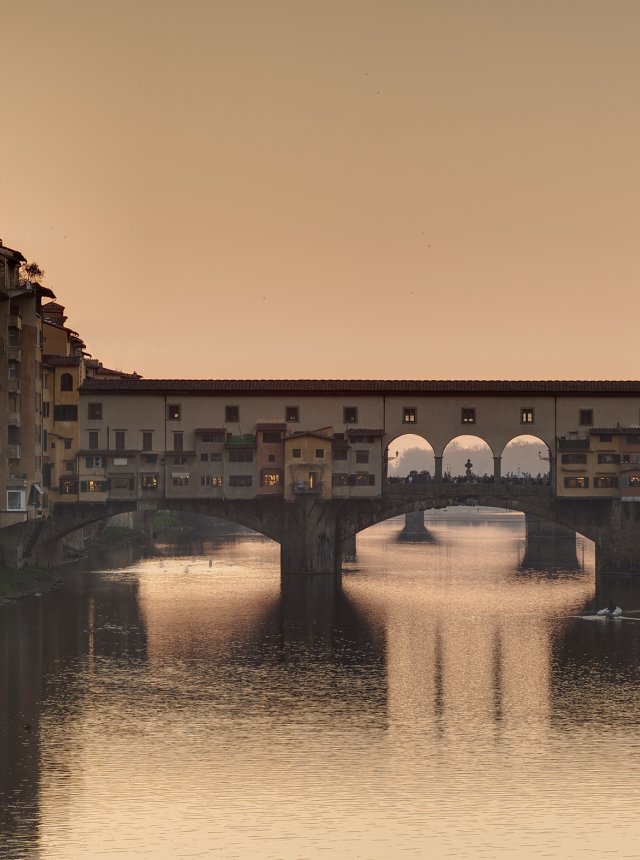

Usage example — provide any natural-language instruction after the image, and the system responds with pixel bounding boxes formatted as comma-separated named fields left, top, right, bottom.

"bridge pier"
left=342, top=533, right=357, bottom=559
left=595, top=501, right=640, bottom=575
left=280, top=497, right=342, bottom=575
left=493, top=457, right=501, bottom=481
left=399, top=509, right=435, bottom=542
left=521, top=514, right=578, bottom=569
left=434, top=457, right=443, bottom=481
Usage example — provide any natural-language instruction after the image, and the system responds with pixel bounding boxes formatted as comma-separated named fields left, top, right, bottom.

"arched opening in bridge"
left=386, top=434, right=435, bottom=483
left=501, top=435, right=551, bottom=485
left=442, top=435, right=494, bottom=482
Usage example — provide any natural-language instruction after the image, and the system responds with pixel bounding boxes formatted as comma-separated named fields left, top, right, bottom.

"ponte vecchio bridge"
left=13, top=379, right=640, bottom=575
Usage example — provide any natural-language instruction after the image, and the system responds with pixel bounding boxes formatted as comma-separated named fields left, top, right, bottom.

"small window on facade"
left=141, top=473, right=159, bottom=490
left=579, top=409, right=594, bottom=426
left=263, top=431, right=282, bottom=443
left=594, top=477, right=618, bottom=489
left=210, top=452, right=222, bottom=462
left=114, top=430, right=126, bottom=450
left=520, top=408, right=535, bottom=424
left=172, top=475, right=189, bottom=487
left=461, top=408, right=476, bottom=424
left=64, top=438, right=72, bottom=449
left=225, top=405, right=240, bottom=423
left=292, top=448, right=302, bottom=458
left=229, top=475, right=252, bottom=487
left=88, top=430, right=99, bottom=450
left=356, top=450, right=369, bottom=464
left=167, top=404, right=181, bottom=421
left=343, top=407, right=358, bottom=424
left=285, top=406, right=299, bottom=422
left=142, top=431, right=153, bottom=451
left=60, top=372, right=73, bottom=391
left=332, top=473, right=349, bottom=486
left=268, top=453, right=276, bottom=463
left=315, top=448, right=325, bottom=458
left=88, top=402, right=103, bottom=420
left=333, top=448, right=348, bottom=460
left=599, top=434, right=613, bottom=442
left=261, top=470, right=283, bottom=487
left=173, top=432, right=183, bottom=452
left=564, top=476, right=589, bottom=488
left=200, top=453, right=209, bottom=462
left=403, top=407, right=417, bottom=424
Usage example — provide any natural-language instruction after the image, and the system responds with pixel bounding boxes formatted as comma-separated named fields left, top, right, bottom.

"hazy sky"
left=3, top=0, right=639, bottom=379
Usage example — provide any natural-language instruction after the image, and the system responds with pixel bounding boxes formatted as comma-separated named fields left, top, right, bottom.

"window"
left=144, top=454, right=158, bottom=464
left=60, top=373, right=73, bottom=391
left=625, top=475, right=640, bottom=487
left=333, top=448, right=348, bottom=461
left=63, top=460, right=75, bottom=473
left=88, top=431, right=99, bottom=450
left=626, top=435, right=640, bottom=446
left=172, top=475, right=190, bottom=487
left=461, top=408, right=476, bottom=424
left=167, top=404, right=181, bottom=420
left=141, top=473, right=159, bottom=490
left=598, top=453, right=619, bottom=464
left=81, top=480, right=108, bottom=493
left=85, top=456, right=103, bottom=467
left=520, top=408, right=535, bottom=424
left=343, top=407, right=358, bottom=424
left=315, top=448, right=325, bottom=458
left=225, top=405, right=239, bottom=423
left=332, top=473, right=349, bottom=486
left=292, top=448, right=301, bottom=458
left=263, top=431, right=282, bottom=443
left=7, top=490, right=25, bottom=511
left=53, top=405, right=78, bottom=421
left=64, top=438, right=72, bottom=449
left=561, top=454, right=587, bottom=464
left=8, top=360, right=19, bottom=379
left=42, top=401, right=50, bottom=418
left=594, top=477, right=618, bottom=489
left=229, top=475, right=252, bottom=487
left=142, top=431, right=153, bottom=451
left=268, top=454, right=276, bottom=463
left=201, top=432, right=225, bottom=443
left=200, top=453, right=209, bottom=462
left=88, top=403, right=103, bottom=420
left=403, top=407, right=417, bottom=424
left=210, top=452, right=222, bottom=462
left=599, top=434, right=613, bottom=442
left=59, top=479, right=78, bottom=495
left=261, top=470, right=283, bottom=487
left=229, top=449, right=253, bottom=462
left=114, top=430, right=126, bottom=450
left=579, top=409, right=594, bottom=426
left=564, top=477, right=589, bottom=488
left=355, top=450, right=369, bottom=463
left=8, top=327, right=20, bottom=347
left=201, top=475, right=223, bottom=487
left=285, top=406, right=299, bottom=422
left=173, top=431, right=183, bottom=452
left=172, top=455, right=188, bottom=465
left=355, top=472, right=376, bottom=486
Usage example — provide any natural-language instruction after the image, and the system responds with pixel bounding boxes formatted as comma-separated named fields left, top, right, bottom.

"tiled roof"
left=347, top=428, right=385, bottom=437
left=256, top=422, right=287, bottom=431
left=79, top=379, right=640, bottom=395
left=43, top=354, right=82, bottom=366
left=194, top=427, right=226, bottom=434
left=590, top=427, right=640, bottom=435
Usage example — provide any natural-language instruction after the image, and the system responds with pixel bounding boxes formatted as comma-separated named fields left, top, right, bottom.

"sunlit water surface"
left=3, top=513, right=640, bottom=859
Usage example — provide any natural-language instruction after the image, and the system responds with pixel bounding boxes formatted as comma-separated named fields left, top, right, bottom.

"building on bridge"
left=64, top=378, right=640, bottom=506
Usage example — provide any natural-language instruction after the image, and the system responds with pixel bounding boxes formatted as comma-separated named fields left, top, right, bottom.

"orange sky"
left=3, top=0, right=639, bottom=379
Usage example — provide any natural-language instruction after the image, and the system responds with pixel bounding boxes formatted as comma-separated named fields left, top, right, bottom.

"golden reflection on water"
left=4, top=515, right=640, bottom=859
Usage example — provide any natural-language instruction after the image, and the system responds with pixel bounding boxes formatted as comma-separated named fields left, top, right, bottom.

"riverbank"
left=0, top=564, right=63, bottom=603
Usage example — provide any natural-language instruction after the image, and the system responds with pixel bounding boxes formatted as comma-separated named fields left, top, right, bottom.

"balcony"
left=292, top=480, right=323, bottom=494
left=558, top=438, right=590, bottom=451
left=7, top=378, right=20, bottom=393
left=8, top=412, right=20, bottom=426
left=7, top=314, right=22, bottom=330
left=7, top=346, right=21, bottom=362
left=224, top=434, right=257, bottom=448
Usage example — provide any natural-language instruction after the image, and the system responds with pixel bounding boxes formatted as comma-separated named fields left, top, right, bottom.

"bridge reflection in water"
left=3, top=521, right=640, bottom=856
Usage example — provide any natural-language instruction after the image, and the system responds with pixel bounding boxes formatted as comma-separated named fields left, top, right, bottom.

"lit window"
left=172, top=475, right=189, bottom=487
left=343, top=407, right=358, bottom=424
left=261, top=470, right=283, bottom=487
left=461, top=408, right=476, bottom=424
left=564, top=476, right=589, bottom=488
left=141, top=474, right=159, bottom=490
left=520, top=408, right=535, bottom=424
left=403, top=407, right=417, bottom=423
left=167, top=404, right=181, bottom=420
left=285, top=406, right=299, bottom=422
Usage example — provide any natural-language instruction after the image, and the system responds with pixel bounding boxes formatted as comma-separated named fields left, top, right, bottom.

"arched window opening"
left=60, top=372, right=74, bottom=392
left=386, top=434, right=435, bottom=484
left=501, top=435, right=550, bottom=486
left=442, top=435, right=494, bottom=483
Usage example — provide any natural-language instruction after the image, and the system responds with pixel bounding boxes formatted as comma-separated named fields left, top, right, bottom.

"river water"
left=2, top=512, right=640, bottom=859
